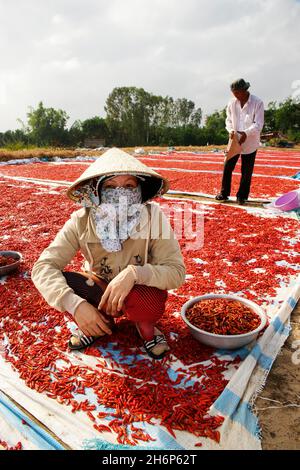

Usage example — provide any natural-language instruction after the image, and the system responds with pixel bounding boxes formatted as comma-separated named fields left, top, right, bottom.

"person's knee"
left=124, top=286, right=167, bottom=323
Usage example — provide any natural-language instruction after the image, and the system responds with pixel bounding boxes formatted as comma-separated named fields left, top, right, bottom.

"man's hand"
left=98, top=266, right=137, bottom=317
left=237, top=131, right=247, bottom=144
left=74, top=301, right=112, bottom=337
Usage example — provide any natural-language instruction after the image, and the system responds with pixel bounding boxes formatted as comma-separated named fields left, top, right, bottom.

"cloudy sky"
left=0, top=0, right=299, bottom=131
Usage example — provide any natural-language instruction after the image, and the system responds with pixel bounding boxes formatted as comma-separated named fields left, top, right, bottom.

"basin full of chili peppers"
left=181, top=294, right=267, bottom=350
left=0, top=251, right=22, bottom=276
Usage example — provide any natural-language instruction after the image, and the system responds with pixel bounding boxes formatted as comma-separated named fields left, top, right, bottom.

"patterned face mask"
left=91, top=186, right=143, bottom=252
left=72, top=176, right=144, bottom=252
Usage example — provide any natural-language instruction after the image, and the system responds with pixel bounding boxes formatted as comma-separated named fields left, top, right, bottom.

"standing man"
left=215, top=78, right=264, bottom=205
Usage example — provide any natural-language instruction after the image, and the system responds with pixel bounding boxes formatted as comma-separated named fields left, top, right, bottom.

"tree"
left=27, top=101, right=69, bottom=146
left=81, top=117, right=108, bottom=140
left=204, top=109, right=227, bottom=144
left=263, top=97, right=300, bottom=141
left=67, top=120, right=84, bottom=147
left=105, top=87, right=153, bottom=146
left=263, top=101, right=277, bottom=133
left=172, top=98, right=199, bottom=127
left=275, top=97, right=300, bottom=135
left=105, top=87, right=202, bottom=146
left=190, top=107, right=202, bottom=127
left=0, top=129, right=28, bottom=147
left=2, top=90, right=298, bottom=149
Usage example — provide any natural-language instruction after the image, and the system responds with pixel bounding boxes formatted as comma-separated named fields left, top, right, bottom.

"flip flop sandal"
left=68, top=332, right=95, bottom=351
left=143, top=334, right=170, bottom=360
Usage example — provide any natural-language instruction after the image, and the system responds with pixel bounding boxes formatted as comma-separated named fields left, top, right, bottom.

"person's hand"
left=74, top=301, right=112, bottom=337
left=238, top=131, right=247, bottom=144
left=98, top=266, right=137, bottom=317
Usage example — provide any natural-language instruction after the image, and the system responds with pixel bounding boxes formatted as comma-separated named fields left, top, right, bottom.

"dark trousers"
left=62, top=271, right=104, bottom=309
left=62, top=271, right=167, bottom=341
left=220, top=150, right=257, bottom=200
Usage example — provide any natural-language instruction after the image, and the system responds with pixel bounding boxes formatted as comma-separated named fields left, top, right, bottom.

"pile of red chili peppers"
left=186, top=299, right=261, bottom=335
left=0, top=255, right=16, bottom=267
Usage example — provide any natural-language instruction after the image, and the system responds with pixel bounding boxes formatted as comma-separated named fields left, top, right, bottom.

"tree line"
left=0, top=87, right=299, bottom=149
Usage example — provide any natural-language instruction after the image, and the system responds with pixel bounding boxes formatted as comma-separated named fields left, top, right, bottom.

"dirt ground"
left=256, top=300, right=300, bottom=450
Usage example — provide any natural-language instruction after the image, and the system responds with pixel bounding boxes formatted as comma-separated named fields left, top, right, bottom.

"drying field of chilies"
left=0, top=147, right=299, bottom=450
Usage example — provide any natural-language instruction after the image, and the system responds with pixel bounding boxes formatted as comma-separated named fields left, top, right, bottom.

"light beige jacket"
left=31, top=148, right=185, bottom=315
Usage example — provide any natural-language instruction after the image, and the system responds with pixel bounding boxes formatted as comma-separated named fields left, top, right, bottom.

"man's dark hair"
left=230, top=78, right=250, bottom=91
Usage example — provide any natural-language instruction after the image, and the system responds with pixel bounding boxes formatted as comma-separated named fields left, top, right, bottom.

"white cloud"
left=0, top=0, right=299, bottom=131
left=47, top=33, right=70, bottom=47
left=42, top=57, right=81, bottom=71
left=0, top=82, right=7, bottom=106
left=52, top=14, right=64, bottom=25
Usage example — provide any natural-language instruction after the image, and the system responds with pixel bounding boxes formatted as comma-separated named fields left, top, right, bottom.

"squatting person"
left=31, top=148, right=186, bottom=360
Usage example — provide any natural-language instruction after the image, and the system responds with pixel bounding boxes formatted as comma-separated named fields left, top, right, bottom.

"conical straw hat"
left=67, top=147, right=169, bottom=202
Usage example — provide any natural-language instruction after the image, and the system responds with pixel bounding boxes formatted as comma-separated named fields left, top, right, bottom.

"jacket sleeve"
left=133, top=205, right=186, bottom=290
left=244, top=99, right=264, bottom=136
left=31, top=211, right=86, bottom=315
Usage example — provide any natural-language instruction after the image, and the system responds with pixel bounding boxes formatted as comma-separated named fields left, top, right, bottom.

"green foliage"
left=2, top=90, right=299, bottom=149
left=263, top=97, right=300, bottom=140
left=1, top=141, right=36, bottom=151
left=105, top=87, right=202, bottom=146
left=105, top=87, right=154, bottom=146
left=0, top=129, right=29, bottom=148
left=287, top=130, right=300, bottom=143
left=67, top=120, right=84, bottom=146
left=81, top=117, right=108, bottom=140
left=263, top=101, right=277, bottom=132
left=27, top=101, right=69, bottom=146
left=204, top=109, right=228, bottom=144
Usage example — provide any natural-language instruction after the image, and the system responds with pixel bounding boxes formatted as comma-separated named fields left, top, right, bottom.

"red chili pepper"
left=0, top=439, right=23, bottom=451
left=186, top=299, right=261, bottom=335
left=87, top=411, right=96, bottom=422
left=0, top=255, right=17, bottom=267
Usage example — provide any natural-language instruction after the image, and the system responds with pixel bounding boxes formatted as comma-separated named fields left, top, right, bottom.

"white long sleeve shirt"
left=225, top=94, right=264, bottom=154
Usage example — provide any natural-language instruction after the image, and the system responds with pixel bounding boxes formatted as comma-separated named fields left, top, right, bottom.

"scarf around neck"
left=94, top=186, right=143, bottom=252
left=73, top=178, right=144, bottom=252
